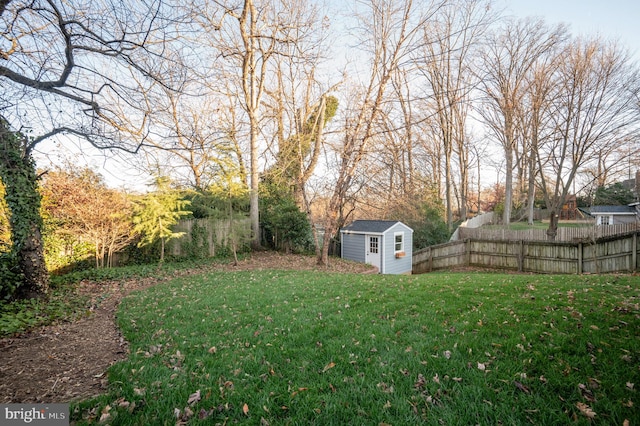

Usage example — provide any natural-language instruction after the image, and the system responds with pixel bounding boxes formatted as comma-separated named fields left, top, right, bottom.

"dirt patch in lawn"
left=0, top=252, right=374, bottom=404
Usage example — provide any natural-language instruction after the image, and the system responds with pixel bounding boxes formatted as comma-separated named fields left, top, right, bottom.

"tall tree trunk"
left=546, top=209, right=558, bottom=240
left=526, top=154, right=536, bottom=225
left=503, top=145, right=514, bottom=225
left=0, top=120, right=49, bottom=299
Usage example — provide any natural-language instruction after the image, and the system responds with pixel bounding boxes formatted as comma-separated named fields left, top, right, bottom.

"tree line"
left=1, top=0, right=639, bottom=299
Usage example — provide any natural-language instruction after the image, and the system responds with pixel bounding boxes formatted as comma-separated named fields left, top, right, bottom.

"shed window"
left=369, top=236, right=379, bottom=254
left=600, top=215, right=611, bottom=225
left=394, top=232, right=404, bottom=253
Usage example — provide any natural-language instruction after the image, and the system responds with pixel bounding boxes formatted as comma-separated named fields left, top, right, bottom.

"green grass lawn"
left=72, top=271, right=640, bottom=425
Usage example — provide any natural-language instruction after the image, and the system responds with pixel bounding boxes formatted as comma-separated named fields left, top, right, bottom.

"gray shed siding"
left=341, top=233, right=366, bottom=263
left=382, top=222, right=412, bottom=274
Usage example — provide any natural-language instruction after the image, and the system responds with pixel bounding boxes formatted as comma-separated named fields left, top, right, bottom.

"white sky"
left=500, top=0, right=640, bottom=60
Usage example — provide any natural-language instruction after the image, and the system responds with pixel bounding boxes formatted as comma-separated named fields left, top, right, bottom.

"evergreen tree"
left=133, top=177, right=191, bottom=263
left=594, top=182, right=635, bottom=206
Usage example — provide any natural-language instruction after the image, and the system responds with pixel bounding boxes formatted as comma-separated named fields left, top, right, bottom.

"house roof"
left=340, top=220, right=408, bottom=234
left=589, top=205, right=637, bottom=215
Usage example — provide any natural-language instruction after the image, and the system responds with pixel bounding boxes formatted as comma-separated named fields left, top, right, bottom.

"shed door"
left=366, top=235, right=381, bottom=271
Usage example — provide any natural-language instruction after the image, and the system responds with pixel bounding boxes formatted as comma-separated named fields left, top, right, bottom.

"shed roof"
left=589, top=205, right=637, bottom=214
left=341, top=220, right=408, bottom=234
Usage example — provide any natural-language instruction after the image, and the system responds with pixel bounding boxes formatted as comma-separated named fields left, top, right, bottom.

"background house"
left=589, top=205, right=639, bottom=225
left=340, top=220, right=413, bottom=274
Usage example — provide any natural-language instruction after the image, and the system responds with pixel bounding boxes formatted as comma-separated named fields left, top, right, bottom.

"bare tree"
left=262, top=6, right=336, bottom=211
left=317, top=0, right=444, bottom=266
left=478, top=18, right=565, bottom=225
left=538, top=37, right=640, bottom=239
left=515, top=35, right=567, bottom=224
left=0, top=0, right=182, bottom=297
left=127, top=84, right=247, bottom=192
left=416, top=0, right=495, bottom=228
left=195, top=0, right=327, bottom=249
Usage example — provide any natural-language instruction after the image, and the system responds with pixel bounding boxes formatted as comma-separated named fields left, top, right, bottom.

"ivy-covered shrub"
left=0, top=252, right=24, bottom=302
left=181, top=220, right=210, bottom=260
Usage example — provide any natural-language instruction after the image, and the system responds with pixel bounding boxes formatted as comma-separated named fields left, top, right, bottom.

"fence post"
left=517, top=240, right=524, bottom=272
left=428, top=247, right=433, bottom=272
left=465, top=239, right=471, bottom=267
left=633, top=233, right=638, bottom=272
left=577, top=242, right=583, bottom=274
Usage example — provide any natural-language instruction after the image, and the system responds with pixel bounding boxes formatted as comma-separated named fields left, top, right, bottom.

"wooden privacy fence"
left=449, top=212, right=495, bottom=241
left=167, top=218, right=251, bottom=257
left=413, top=231, right=640, bottom=274
left=458, top=222, right=640, bottom=242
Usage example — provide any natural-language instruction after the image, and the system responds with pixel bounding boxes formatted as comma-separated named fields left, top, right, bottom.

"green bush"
left=261, top=196, right=313, bottom=253
left=408, top=203, right=451, bottom=249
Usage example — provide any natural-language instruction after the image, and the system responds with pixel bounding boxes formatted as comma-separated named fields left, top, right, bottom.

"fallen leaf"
left=243, top=403, right=249, bottom=415
left=187, top=390, right=201, bottom=406
left=626, top=382, right=635, bottom=390
left=477, top=362, right=486, bottom=371
left=576, top=402, right=596, bottom=419
left=433, top=374, right=440, bottom=384
left=452, top=377, right=463, bottom=382
left=208, top=346, right=217, bottom=354
left=383, top=400, right=391, bottom=409
left=414, top=374, right=426, bottom=390
left=444, top=350, right=451, bottom=359
left=99, top=405, right=111, bottom=423
left=578, top=383, right=595, bottom=402
left=376, top=382, right=395, bottom=393
left=623, top=420, right=629, bottom=426
left=514, top=381, right=530, bottom=394
left=322, top=361, right=336, bottom=373
left=183, top=407, right=194, bottom=419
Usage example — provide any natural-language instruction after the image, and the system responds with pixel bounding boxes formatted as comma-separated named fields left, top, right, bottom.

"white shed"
left=340, top=220, right=413, bottom=274
left=590, top=205, right=639, bottom=225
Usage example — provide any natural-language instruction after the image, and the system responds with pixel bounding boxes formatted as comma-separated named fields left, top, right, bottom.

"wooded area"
left=1, top=0, right=639, bottom=298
